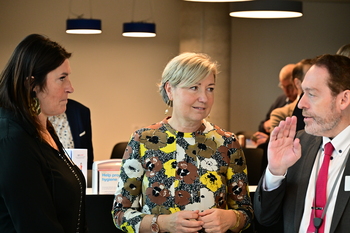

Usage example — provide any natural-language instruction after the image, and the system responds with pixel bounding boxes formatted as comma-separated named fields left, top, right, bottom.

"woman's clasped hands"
left=159, top=210, right=203, bottom=233
left=160, top=208, right=238, bottom=233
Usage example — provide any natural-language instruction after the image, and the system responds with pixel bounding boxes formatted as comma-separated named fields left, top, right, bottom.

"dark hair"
left=292, top=58, right=314, bottom=82
left=0, top=34, right=71, bottom=134
left=314, top=54, right=350, bottom=96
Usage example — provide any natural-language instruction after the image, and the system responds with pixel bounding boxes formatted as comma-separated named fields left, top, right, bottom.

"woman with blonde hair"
left=112, top=52, right=253, bottom=233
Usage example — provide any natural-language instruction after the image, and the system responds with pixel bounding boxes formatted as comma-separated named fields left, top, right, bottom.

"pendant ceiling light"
left=122, top=0, right=156, bottom=38
left=66, top=0, right=102, bottom=34
left=229, top=1, right=303, bottom=19
left=123, top=22, right=156, bottom=37
left=184, top=0, right=249, bottom=2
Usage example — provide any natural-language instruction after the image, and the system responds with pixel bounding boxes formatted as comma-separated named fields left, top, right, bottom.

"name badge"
left=345, top=176, right=350, bottom=191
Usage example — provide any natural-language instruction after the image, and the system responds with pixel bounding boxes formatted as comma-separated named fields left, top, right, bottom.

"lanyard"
left=312, top=146, right=350, bottom=232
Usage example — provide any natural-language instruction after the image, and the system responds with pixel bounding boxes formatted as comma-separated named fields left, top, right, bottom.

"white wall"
left=0, top=0, right=180, bottom=161
left=1, top=0, right=350, bottom=162
left=229, top=1, right=350, bottom=134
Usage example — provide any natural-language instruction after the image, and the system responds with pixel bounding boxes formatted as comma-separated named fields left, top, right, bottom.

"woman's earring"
left=30, top=97, right=41, bottom=116
left=164, top=100, right=172, bottom=115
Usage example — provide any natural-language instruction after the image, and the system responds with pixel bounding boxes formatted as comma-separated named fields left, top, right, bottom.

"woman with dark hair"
left=0, top=34, right=87, bottom=232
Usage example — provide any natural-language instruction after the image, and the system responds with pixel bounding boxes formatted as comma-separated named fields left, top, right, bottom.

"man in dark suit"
left=270, top=58, right=314, bottom=131
left=254, top=54, right=350, bottom=233
left=49, top=99, right=94, bottom=169
left=257, top=63, right=298, bottom=135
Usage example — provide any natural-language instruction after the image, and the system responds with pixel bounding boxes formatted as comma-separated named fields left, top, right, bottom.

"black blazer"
left=258, top=93, right=289, bottom=134
left=254, top=130, right=350, bottom=233
left=66, top=99, right=94, bottom=169
left=0, top=107, right=87, bottom=232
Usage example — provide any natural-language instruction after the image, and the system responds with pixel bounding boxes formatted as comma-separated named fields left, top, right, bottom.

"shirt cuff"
left=263, top=167, right=286, bottom=191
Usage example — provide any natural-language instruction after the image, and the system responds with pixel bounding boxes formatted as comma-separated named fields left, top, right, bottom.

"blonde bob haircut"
left=336, top=43, right=350, bottom=58
left=159, top=52, right=218, bottom=106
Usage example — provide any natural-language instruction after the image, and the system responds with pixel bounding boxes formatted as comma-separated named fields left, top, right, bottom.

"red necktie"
left=307, top=142, right=334, bottom=233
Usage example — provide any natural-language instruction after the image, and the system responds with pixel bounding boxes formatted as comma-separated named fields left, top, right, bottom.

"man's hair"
left=314, top=54, right=350, bottom=96
left=292, top=58, right=314, bottom=82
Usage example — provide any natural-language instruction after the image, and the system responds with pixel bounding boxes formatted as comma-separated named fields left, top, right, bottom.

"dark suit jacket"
left=254, top=130, right=350, bottom=233
left=258, top=93, right=289, bottom=134
left=66, top=99, right=94, bottom=169
left=292, top=93, right=305, bottom=132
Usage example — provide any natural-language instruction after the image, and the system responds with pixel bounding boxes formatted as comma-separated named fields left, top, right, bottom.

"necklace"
left=58, top=149, right=83, bottom=233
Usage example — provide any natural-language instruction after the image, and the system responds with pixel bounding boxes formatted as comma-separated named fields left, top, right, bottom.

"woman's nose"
left=66, top=81, right=74, bottom=94
left=198, top=92, right=208, bottom=103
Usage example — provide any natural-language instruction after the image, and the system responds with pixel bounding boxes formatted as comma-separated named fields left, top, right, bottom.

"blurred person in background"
left=336, top=43, right=350, bottom=57
left=270, top=58, right=314, bottom=131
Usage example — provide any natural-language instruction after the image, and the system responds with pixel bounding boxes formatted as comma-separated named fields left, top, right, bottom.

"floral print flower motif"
left=141, top=204, right=151, bottom=214
left=133, top=131, right=140, bottom=142
left=143, top=156, right=163, bottom=178
left=164, top=159, right=177, bottom=178
left=124, top=159, right=143, bottom=178
left=185, top=188, right=214, bottom=211
left=160, top=131, right=176, bottom=154
left=186, top=135, right=217, bottom=159
left=113, top=194, right=132, bottom=210
left=122, top=145, right=132, bottom=159
left=175, top=190, right=191, bottom=206
left=176, top=161, right=198, bottom=184
left=229, top=149, right=246, bottom=173
left=229, top=179, right=247, bottom=201
left=124, top=178, right=141, bottom=196
left=146, top=182, right=171, bottom=205
left=198, top=188, right=215, bottom=210
left=169, top=206, right=181, bottom=214
left=215, top=192, right=226, bottom=209
left=217, top=146, right=230, bottom=164
left=214, top=125, right=233, bottom=138
left=140, top=129, right=168, bottom=150
left=200, top=171, right=223, bottom=192
left=151, top=205, right=172, bottom=215
left=200, top=158, right=218, bottom=171
left=120, top=222, right=135, bottom=233
left=129, top=210, right=144, bottom=219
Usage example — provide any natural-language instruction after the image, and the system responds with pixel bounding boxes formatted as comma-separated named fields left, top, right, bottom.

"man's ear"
left=339, top=90, right=350, bottom=110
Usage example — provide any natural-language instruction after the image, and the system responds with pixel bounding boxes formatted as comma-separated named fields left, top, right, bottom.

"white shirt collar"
left=322, top=125, right=350, bottom=157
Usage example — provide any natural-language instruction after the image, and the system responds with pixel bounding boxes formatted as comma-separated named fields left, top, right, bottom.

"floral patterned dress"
left=112, top=117, right=253, bottom=232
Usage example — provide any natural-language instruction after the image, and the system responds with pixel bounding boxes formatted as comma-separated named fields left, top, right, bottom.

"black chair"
left=110, top=142, right=128, bottom=159
left=243, top=148, right=264, bottom=185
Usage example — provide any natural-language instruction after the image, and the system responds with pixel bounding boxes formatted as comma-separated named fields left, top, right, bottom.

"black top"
left=0, top=107, right=87, bottom=233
